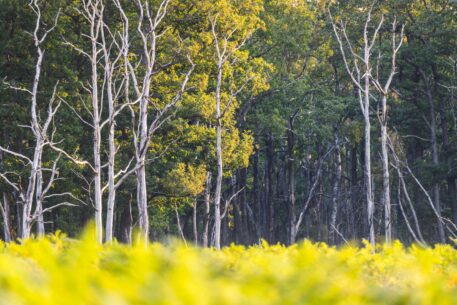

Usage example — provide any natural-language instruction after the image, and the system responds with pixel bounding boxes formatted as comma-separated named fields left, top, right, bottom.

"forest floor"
left=0, top=228, right=456, bottom=305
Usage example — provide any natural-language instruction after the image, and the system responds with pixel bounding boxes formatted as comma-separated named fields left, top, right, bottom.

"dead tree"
left=62, top=0, right=105, bottom=243
left=63, top=0, right=141, bottom=243
left=209, top=12, right=256, bottom=249
left=113, top=0, right=194, bottom=243
left=0, top=0, right=73, bottom=239
left=371, top=18, right=405, bottom=245
left=329, top=130, right=342, bottom=245
left=202, top=172, right=212, bottom=247
left=329, top=4, right=383, bottom=247
left=0, top=151, right=11, bottom=242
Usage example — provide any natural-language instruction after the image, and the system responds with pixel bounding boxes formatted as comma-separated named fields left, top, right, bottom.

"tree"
left=370, top=18, right=405, bottom=245
left=330, top=3, right=383, bottom=247
left=115, top=0, right=194, bottom=242
left=204, top=0, right=268, bottom=249
left=0, top=0, right=66, bottom=239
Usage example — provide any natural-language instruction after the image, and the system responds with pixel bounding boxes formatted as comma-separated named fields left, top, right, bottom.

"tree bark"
left=287, top=113, right=297, bottom=244
left=380, top=95, right=392, bottom=244
left=214, top=66, right=223, bottom=249
left=329, top=131, right=341, bottom=245
left=1, top=193, right=11, bottom=242
left=193, top=199, right=198, bottom=246
left=203, top=172, right=211, bottom=247
left=362, top=52, right=375, bottom=247
left=265, top=132, right=274, bottom=242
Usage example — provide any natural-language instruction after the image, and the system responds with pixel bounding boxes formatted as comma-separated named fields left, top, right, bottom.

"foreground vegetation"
left=0, top=229, right=456, bottom=305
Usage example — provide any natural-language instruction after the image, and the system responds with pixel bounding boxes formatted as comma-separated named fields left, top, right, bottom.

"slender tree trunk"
left=1, top=193, right=11, bottom=242
left=265, top=132, right=274, bottom=242
left=174, top=203, right=186, bottom=244
left=362, top=89, right=375, bottom=247
left=350, top=145, right=358, bottom=239
left=0, top=151, right=11, bottom=242
left=105, top=118, right=116, bottom=242
left=380, top=95, right=392, bottom=244
left=92, top=50, right=103, bottom=244
left=22, top=39, right=46, bottom=239
left=214, top=66, right=223, bottom=249
left=86, top=5, right=104, bottom=244
left=104, top=25, right=117, bottom=243
left=329, top=132, right=341, bottom=245
left=239, top=169, right=249, bottom=244
left=93, top=126, right=103, bottom=244
left=136, top=57, right=153, bottom=243
left=193, top=199, right=198, bottom=246
left=16, top=193, right=22, bottom=239
left=252, top=149, right=261, bottom=241
left=287, top=115, right=296, bottom=244
left=203, top=172, right=211, bottom=247
left=136, top=163, right=149, bottom=242
left=35, top=159, right=45, bottom=237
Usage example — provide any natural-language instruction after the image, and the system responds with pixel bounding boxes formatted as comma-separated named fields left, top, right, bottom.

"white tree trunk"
left=35, top=157, right=45, bottom=237
left=380, top=95, right=391, bottom=244
left=136, top=165, right=149, bottom=242
left=88, top=0, right=104, bottom=244
left=329, top=132, right=341, bottom=244
left=214, top=66, right=223, bottom=250
left=363, top=87, right=375, bottom=248
left=203, top=172, right=211, bottom=247
left=1, top=193, right=11, bottom=242
left=102, top=23, right=118, bottom=243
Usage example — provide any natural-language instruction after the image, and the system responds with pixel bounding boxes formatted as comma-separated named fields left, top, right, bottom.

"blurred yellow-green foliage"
left=1, top=229, right=457, bottom=305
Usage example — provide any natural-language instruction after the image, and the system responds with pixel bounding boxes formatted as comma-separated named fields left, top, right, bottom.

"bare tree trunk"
left=209, top=13, right=256, bottom=247
left=265, top=132, right=274, bottom=242
left=105, top=123, right=116, bottom=242
left=380, top=95, right=391, bottom=244
left=174, top=203, right=187, bottom=245
left=35, top=163, right=45, bottom=237
left=91, top=14, right=103, bottom=244
left=287, top=113, right=297, bottom=244
left=193, top=199, right=198, bottom=246
left=329, top=131, right=341, bottom=245
left=69, top=0, right=105, bottom=244
left=214, top=66, right=223, bottom=249
left=363, top=88, right=375, bottom=247
left=0, top=151, right=11, bottom=242
left=102, top=21, right=119, bottom=243
left=330, top=7, right=385, bottom=248
left=1, top=193, right=11, bottom=242
left=136, top=164, right=149, bottom=242
left=350, top=145, right=358, bottom=239
left=371, top=20, right=404, bottom=245
left=113, top=0, right=193, bottom=243
left=252, top=149, right=261, bottom=241
left=0, top=1, right=63, bottom=240
left=203, top=172, right=211, bottom=247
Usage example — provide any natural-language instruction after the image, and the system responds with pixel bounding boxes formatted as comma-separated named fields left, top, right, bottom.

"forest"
left=0, top=0, right=457, bottom=249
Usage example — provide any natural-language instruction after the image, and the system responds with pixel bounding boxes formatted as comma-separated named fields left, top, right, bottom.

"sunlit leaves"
left=2, top=235, right=457, bottom=304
